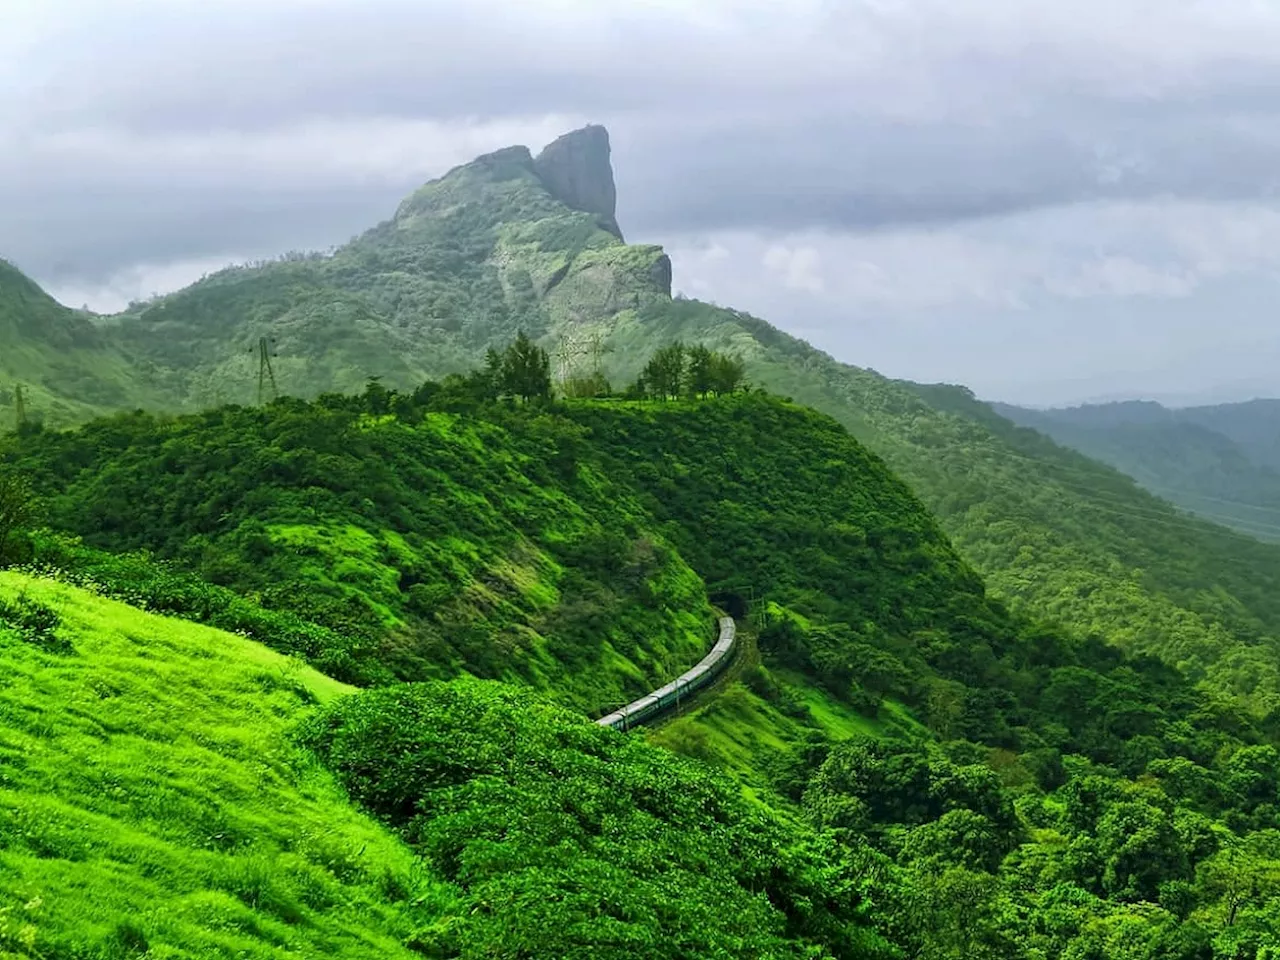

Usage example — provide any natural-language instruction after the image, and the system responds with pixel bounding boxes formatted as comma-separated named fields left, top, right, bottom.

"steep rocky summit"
left=534, top=124, right=623, bottom=239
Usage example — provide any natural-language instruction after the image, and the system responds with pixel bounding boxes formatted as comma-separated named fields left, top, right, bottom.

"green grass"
left=652, top=673, right=926, bottom=790
left=0, top=572, right=451, bottom=959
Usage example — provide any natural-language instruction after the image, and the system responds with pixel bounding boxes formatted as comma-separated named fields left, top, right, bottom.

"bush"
left=0, top=592, right=70, bottom=654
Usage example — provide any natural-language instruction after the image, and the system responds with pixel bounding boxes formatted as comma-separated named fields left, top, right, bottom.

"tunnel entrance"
left=710, top=591, right=748, bottom=620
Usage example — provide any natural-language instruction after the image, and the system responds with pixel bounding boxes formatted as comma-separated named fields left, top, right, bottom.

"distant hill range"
left=994, top=398, right=1280, bottom=542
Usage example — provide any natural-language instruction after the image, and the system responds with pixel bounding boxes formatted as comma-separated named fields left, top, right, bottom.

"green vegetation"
left=994, top=398, right=1280, bottom=542
left=629, top=341, right=746, bottom=399
left=0, top=571, right=448, bottom=958
left=2, top=388, right=714, bottom=715
left=607, top=293, right=1280, bottom=717
left=9, top=127, right=1280, bottom=955
left=6, top=377, right=1280, bottom=956
left=0, top=260, right=167, bottom=430
left=298, top=680, right=894, bottom=959
left=0, top=470, right=37, bottom=563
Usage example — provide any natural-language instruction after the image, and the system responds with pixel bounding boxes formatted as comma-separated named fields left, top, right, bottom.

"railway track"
left=597, top=615, right=737, bottom=731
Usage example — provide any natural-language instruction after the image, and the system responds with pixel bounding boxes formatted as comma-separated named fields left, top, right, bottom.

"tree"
left=498, top=331, right=551, bottom=402
left=0, top=471, right=38, bottom=564
left=640, top=342, right=686, bottom=399
left=685, top=344, right=715, bottom=397
left=709, top=352, right=746, bottom=395
left=631, top=343, right=745, bottom=400
left=361, top=376, right=393, bottom=415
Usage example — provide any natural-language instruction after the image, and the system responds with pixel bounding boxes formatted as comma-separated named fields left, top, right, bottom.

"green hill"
left=98, top=130, right=670, bottom=409
left=4, top=388, right=1026, bottom=735
left=1179, top=399, right=1280, bottom=472
left=993, top=398, right=1280, bottom=541
left=609, top=298, right=1280, bottom=716
left=0, top=572, right=904, bottom=958
left=8, top=384, right=1280, bottom=958
left=0, top=260, right=169, bottom=429
left=6, top=394, right=715, bottom=715
left=0, top=570, right=444, bottom=958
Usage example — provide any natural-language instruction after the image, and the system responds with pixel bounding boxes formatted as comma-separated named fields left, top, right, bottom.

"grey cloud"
left=9, top=183, right=408, bottom=285
left=9, top=0, right=1280, bottom=257
left=12, top=1, right=1280, bottom=212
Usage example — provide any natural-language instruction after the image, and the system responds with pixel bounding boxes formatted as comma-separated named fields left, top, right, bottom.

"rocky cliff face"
left=534, top=125, right=623, bottom=240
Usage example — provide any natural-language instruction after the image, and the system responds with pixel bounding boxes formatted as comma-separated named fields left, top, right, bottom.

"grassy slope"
left=0, top=571, right=449, bottom=958
left=0, top=260, right=169, bottom=430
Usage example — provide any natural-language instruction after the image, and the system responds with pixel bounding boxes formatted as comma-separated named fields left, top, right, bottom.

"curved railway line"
left=597, top=616, right=737, bottom=731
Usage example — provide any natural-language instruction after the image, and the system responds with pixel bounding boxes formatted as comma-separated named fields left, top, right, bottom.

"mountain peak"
left=534, top=125, right=622, bottom=240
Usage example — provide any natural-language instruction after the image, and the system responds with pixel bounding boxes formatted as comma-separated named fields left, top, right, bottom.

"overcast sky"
left=7, top=0, right=1280, bottom=405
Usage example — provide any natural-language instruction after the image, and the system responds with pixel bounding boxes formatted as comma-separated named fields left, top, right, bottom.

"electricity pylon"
left=256, top=337, right=279, bottom=405
left=554, top=332, right=610, bottom=394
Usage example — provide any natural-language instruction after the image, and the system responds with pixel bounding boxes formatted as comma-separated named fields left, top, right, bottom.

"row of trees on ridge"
left=629, top=342, right=747, bottom=400
left=465, top=334, right=748, bottom=403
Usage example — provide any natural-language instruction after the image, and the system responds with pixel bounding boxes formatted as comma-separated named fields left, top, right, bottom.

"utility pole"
left=257, top=337, right=279, bottom=406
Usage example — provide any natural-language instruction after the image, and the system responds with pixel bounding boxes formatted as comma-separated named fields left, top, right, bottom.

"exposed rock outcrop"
left=534, top=125, right=623, bottom=240
left=649, top=254, right=673, bottom=298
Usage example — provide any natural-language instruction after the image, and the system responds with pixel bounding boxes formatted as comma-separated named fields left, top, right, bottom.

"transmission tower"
left=553, top=332, right=610, bottom=393
left=256, top=337, right=279, bottom=405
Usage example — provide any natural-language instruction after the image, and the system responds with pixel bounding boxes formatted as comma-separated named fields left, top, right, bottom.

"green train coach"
left=596, top=616, right=736, bottom=731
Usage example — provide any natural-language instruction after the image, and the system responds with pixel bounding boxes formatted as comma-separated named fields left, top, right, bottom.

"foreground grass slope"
left=0, top=572, right=447, bottom=958
left=0, top=573, right=896, bottom=958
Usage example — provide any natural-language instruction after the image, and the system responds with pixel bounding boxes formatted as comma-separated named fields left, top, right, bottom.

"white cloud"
left=657, top=197, right=1280, bottom=402
left=762, top=244, right=825, bottom=293
left=46, top=254, right=254, bottom=314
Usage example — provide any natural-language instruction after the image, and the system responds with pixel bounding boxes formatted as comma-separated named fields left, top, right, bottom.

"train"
left=596, top=616, right=737, bottom=731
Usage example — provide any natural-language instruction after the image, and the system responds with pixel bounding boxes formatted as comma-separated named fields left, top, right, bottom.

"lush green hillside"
left=4, top=381, right=1271, bottom=767
left=9, top=383, right=1280, bottom=957
left=0, top=571, right=445, bottom=958
left=0, top=573, right=893, bottom=958
left=1, top=384, right=1058, bottom=740
left=993, top=399, right=1280, bottom=541
left=4, top=392, right=715, bottom=715
left=597, top=300, right=1280, bottom=716
left=0, top=260, right=169, bottom=429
